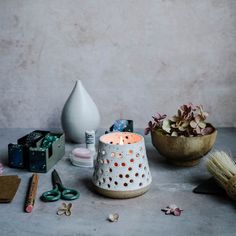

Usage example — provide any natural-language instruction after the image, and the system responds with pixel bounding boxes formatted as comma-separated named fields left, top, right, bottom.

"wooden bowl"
left=151, top=126, right=217, bottom=167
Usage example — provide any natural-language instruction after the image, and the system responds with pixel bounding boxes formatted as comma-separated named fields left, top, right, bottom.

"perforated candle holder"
left=92, top=132, right=152, bottom=199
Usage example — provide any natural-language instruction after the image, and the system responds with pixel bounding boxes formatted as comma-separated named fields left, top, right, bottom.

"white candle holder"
left=92, top=132, right=152, bottom=198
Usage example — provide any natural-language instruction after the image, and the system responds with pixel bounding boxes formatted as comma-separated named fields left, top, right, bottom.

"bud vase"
left=61, top=80, right=100, bottom=143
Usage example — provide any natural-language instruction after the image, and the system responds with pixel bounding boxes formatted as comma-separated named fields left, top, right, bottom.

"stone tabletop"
left=0, top=128, right=236, bottom=236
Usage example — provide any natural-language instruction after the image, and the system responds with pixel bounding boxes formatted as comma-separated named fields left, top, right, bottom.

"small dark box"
left=8, top=130, right=65, bottom=173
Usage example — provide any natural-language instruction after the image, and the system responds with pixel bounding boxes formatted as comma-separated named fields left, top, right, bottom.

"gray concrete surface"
left=0, top=1, right=236, bottom=128
left=0, top=128, right=236, bottom=236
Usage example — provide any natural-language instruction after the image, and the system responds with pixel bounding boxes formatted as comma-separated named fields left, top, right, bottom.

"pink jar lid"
left=72, top=148, right=92, bottom=159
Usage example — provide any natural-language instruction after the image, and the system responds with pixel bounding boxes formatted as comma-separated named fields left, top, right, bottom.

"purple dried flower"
left=180, top=103, right=195, bottom=120
left=144, top=121, right=156, bottom=135
left=145, top=113, right=166, bottom=135
left=152, top=113, right=167, bottom=123
left=173, top=208, right=182, bottom=216
left=162, top=204, right=183, bottom=216
left=201, top=126, right=214, bottom=135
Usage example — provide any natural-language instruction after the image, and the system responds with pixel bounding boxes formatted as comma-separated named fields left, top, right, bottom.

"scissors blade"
left=52, top=169, right=63, bottom=187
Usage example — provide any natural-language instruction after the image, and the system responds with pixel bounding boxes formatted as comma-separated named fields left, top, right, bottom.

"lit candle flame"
left=119, top=136, right=124, bottom=145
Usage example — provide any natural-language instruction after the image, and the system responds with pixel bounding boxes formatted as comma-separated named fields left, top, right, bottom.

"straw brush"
left=207, top=151, right=236, bottom=200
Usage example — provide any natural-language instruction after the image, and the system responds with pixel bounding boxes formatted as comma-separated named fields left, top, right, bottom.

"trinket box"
left=8, top=130, right=65, bottom=173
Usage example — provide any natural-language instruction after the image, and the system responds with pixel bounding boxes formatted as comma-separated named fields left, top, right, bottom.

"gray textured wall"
left=0, top=0, right=236, bottom=129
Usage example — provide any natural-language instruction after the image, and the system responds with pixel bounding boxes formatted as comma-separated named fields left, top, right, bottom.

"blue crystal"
left=112, top=119, right=128, bottom=132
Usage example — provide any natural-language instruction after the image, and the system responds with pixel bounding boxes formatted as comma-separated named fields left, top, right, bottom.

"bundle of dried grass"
left=207, top=151, right=236, bottom=200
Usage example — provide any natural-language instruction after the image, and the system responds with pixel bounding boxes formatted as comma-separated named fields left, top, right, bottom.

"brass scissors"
left=41, top=169, right=80, bottom=202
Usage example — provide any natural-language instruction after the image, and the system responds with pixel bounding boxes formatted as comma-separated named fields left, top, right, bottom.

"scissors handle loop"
left=41, top=186, right=61, bottom=202
left=61, top=188, right=80, bottom=201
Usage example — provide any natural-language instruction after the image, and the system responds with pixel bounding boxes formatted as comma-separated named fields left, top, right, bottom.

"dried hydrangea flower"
left=161, top=204, right=183, bottom=216
left=171, top=120, right=189, bottom=132
left=145, top=103, right=212, bottom=137
left=201, top=126, right=214, bottom=135
left=162, top=119, right=171, bottom=133
left=171, top=131, right=178, bottom=137
left=152, top=113, right=167, bottom=123
left=190, top=115, right=206, bottom=134
left=108, top=213, right=119, bottom=222
left=144, top=121, right=156, bottom=135
left=196, top=105, right=208, bottom=120
left=145, top=113, right=166, bottom=135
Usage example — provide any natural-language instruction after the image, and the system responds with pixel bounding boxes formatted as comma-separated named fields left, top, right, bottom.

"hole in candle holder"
left=129, top=150, right=133, bottom=155
left=130, top=158, right=134, bottom=163
left=114, top=162, right=118, bottom=167
left=128, top=167, right=132, bottom=171
left=144, top=166, right=147, bottom=171
left=128, top=142, right=131, bottom=144
left=103, top=178, right=106, bottom=183
left=109, top=177, right=112, bottom=182
left=142, top=155, right=145, bottom=158
left=98, top=181, right=101, bottom=186
left=139, top=183, right=143, bottom=186
left=124, top=183, right=128, bottom=187
left=109, top=168, right=113, bottom=172
left=107, top=184, right=110, bottom=188
left=142, top=174, right=145, bottom=178
left=110, top=141, right=113, bottom=144
left=121, top=162, right=126, bottom=167
left=125, top=174, right=129, bottom=178
left=136, top=153, right=140, bottom=158
left=119, top=174, right=123, bottom=178
left=139, top=164, right=142, bottom=168
left=126, top=136, right=129, bottom=139
left=104, top=159, right=110, bottom=164
left=111, top=152, right=115, bottom=157
left=118, top=153, right=123, bottom=158
left=135, top=173, right=139, bottom=177
left=130, top=179, right=134, bottom=183
left=114, top=181, right=118, bottom=185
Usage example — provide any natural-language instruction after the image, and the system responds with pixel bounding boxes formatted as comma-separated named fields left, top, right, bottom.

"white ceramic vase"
left=61, top=80, right=100, bottom=143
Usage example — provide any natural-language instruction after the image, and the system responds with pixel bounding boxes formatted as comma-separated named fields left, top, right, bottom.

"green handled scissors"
left=41, top=169, right=80, bottom=202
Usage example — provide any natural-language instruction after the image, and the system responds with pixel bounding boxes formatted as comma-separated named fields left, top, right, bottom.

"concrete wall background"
left=0, top=0, right=236, bottom=129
